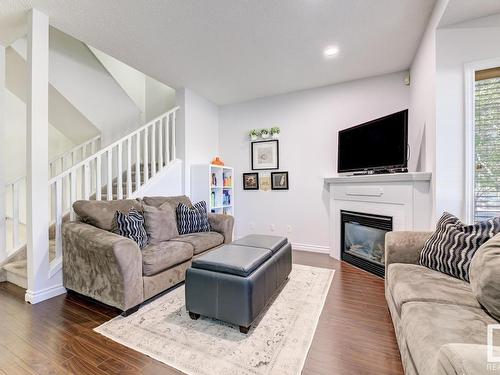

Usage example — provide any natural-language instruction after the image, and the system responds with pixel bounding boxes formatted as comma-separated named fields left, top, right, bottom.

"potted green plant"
left=249, top=129, right=259, bottom=141
left=260, top=128, right=270, bottom=139
left=270, top=127, right=280, bottom=139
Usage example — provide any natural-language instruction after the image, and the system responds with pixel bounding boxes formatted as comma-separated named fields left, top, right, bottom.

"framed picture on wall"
left=251, top=140, right=279, bottom=170
left=243, top=173, right=259, bottom=190
left=271, top=171, right=289, bottom=190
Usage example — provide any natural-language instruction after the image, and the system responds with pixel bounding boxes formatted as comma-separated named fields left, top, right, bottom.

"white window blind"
left=474, top=70, right=500, bottom=222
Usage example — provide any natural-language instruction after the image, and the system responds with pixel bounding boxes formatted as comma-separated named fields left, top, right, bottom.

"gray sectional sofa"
left=62, top=195, right=234, bottom=314
left=385, top=231, right=500, bottom=375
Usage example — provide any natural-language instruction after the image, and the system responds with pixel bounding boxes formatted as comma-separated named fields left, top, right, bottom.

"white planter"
left=261, top=133, right=270, bottom=139
left=272, top=133, right=279, bottom=139
left=250, top=135, right=258, bottom=141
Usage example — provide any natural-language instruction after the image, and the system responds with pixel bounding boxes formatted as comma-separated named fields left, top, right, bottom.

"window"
left=473, top=67, right=500, bottom=222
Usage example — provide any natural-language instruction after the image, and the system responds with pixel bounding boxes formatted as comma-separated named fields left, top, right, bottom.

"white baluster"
left=172, top=111, right=176, bottom=160
left=96, top=154, right=102, bottom=200
left=166, top=113, right=170, bottom=164
left=158, top=117, right=164, bottom=169
left=84, top=162, right=90, bottom=200
left=107, top=149, right=113, bottom=200
left=151, top=123, right=156, bottom=177
left=70, top=170, right=77, bottom=221
left=143, top=127, right=149, bottom=183
left=12, top=182, right=20, bottom=249
left=135, top=132, right=141, bottom=190
left=127, top=137, right=132, bottom=197
left=55, top=179, right=63, bottom=259
left=117, top=142, right=123, bottom=199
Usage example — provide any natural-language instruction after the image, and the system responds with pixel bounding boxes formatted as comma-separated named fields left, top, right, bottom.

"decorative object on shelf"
left=260, top=173, right=271, bottom=191
left=271, top=171, right=289, bottom=190
left=211, top=173, right=217, bottom=187
left=270, top=127, right=280, bottom=139
left=251, top=140, right=279, bottom=170
left=243, top=173, right=259, bottom=190
left=260, top=129, right=270, bottom=139
left=222, top=190, right=231, bottom=205
left=223, top=173, right=232, bottom=187
left=211, top=157, right=224, bottom=166
left=249, top=129, right=259, bottom=141
left=210, top=191, right=216, bottom=207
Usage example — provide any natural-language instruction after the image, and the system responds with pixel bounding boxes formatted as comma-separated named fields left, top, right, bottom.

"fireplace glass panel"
left=344, top=222, right=386, bottom=266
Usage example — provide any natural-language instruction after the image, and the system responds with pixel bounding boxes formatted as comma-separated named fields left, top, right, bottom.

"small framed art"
left=251, top=140, right=279, bottom=170
left=243, top=173, right=259, bottom=190
left=271, top=171, right=289, bottom=190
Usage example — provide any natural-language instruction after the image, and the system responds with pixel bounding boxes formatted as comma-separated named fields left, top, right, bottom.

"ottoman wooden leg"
left=239, top=325, right=250, bottom=334
left=189, top=311, right=200, bottom=320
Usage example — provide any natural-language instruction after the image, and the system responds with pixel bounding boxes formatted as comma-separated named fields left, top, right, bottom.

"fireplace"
left=340, top=210, right=393, bottom=277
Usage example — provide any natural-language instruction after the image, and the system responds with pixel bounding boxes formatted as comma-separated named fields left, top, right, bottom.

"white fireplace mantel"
left=324, top=172, right=432, bottom=260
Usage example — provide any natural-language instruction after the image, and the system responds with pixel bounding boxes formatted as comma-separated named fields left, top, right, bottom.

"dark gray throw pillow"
left=419, top=212, right=500, bottom=281
left=176, top=201, right=211, bottom=235
left=113, top=208, right=148, bottom=249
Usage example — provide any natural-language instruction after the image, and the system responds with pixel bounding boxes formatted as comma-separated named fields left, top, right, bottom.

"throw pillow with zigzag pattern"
left=176, top=201, right=211, bottom=235
left=419, top=212, right=500, bottom=282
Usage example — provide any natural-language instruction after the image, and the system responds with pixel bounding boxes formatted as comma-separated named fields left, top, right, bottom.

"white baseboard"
left=291, top=242, right=330, bottom=254
left=25, top=285, right=66, bottom=304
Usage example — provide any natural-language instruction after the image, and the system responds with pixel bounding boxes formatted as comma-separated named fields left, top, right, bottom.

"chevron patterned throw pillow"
left=176, top=201, right=211, bottom=235
left=419, top=212, right=500, bottom=281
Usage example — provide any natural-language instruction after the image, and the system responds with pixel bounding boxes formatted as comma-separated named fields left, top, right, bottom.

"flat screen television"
left=337, top=109, right=408, bottom=173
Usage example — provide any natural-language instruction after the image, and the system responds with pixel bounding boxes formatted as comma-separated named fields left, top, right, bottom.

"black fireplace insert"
left=340, top=210, right=393, bottom=277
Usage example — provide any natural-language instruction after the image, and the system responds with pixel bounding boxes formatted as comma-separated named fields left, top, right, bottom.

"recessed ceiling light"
left=323, top=46, right=339, bottom=58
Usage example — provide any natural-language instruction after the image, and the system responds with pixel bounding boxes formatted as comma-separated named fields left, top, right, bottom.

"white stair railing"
left=48, top=107, right=178, bottom=265
left=49, top=135, right=101, bottom=178
left=4, top=135, right=101, bottom=253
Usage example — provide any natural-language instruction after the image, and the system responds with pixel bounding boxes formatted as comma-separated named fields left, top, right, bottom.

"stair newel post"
left=25, top=9, right=64, bottom=303
left=172, top=111, right=176, bottom=160
left=0, top=45, right=5, bottom=262
left=126, top=137, right=132, bottom=198
left=117, top=142, right=123, bottom=200
left=12, top=180, right=20, bottom=249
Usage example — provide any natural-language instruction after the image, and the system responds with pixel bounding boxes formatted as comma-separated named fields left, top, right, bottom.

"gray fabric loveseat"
left=386, top=231, right=500, bottom=375
left=62, top=195, right=234, bottom=314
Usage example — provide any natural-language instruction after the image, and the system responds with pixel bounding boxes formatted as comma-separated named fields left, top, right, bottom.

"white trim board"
left=291, top=243, right=330, bottom=254
left=464, top=57, right=500, bottom=224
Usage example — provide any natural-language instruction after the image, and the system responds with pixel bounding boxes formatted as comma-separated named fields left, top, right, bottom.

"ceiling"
left=439, top=0, right=500, bottom=27
left=1, top=0, right=438, bottom=105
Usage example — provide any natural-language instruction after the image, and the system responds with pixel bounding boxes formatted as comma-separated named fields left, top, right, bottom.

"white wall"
left=4, top=90, right=75, bottom=183
left=145, top=76, right=176, bottom=122
left=219, top=72, right=410, bottom=250
left=435, top=21, right=500, bottom=220
left=408, top=0, right=449, bottom=176
left=47, top=28, right=142, bottom=145
left=176, top=88, right=219, bottom=196
left=133, top=160, right=183, bottom=198
left=89, top=46, right=146, bottom=121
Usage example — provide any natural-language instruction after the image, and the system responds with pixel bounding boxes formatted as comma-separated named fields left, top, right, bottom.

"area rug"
left=94, top=264, right=334, bottom=375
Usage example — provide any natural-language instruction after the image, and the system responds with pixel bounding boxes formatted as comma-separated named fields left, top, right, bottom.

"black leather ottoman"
left=185, top=234, right=292, bottom=333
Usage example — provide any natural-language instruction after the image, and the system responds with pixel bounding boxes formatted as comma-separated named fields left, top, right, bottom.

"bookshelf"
left=191, top=164, right=234, bottom=215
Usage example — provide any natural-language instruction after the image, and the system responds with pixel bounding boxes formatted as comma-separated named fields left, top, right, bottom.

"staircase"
left=1, top=107, right=179, bottom=290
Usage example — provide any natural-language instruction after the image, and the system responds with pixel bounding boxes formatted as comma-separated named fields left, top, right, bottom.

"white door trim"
left=463, top=57, right=500, bottom=224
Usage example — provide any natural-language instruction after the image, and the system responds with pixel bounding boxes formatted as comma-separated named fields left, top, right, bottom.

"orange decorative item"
left=211, top=157, right=224, bottom=166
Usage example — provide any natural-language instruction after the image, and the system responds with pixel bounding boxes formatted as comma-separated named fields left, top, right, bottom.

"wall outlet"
left=270, top=224, right=276, bottom=232
left=287, top=225, right=292, bottom=233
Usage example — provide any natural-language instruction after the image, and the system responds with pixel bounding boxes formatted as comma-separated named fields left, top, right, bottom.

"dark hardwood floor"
left=0, top=251, right=403, bottom=375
